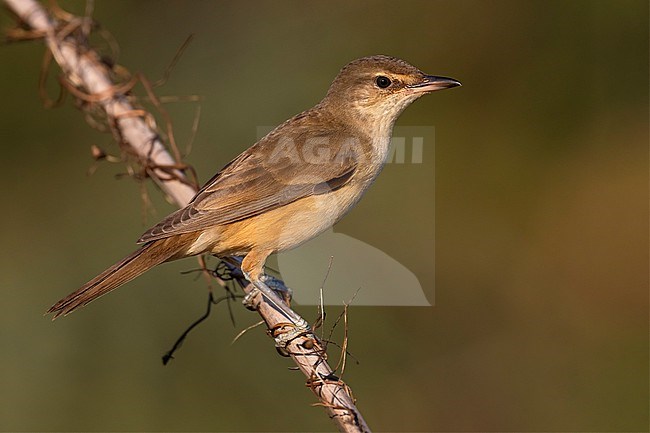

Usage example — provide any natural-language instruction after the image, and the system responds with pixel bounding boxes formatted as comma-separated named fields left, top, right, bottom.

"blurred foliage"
left=0, top=0, right=647, bottom=431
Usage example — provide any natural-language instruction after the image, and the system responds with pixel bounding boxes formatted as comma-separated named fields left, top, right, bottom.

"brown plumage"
left=47, top=55, right=460, bottom=319
left=48, top=234, right=197, bottom=318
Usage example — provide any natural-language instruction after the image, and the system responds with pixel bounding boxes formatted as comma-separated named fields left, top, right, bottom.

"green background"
left=0, top=0, right=647, bottom=431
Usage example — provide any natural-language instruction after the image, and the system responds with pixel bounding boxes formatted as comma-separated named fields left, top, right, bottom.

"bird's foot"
left=263, top=274, right=293, bottom=304
left=241, top=271, right=310, bottom=347
left=241, top=275, right=291, bottom=310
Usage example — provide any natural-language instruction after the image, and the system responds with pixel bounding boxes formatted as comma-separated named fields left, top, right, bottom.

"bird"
left=47, top=55, right=460, bottom=329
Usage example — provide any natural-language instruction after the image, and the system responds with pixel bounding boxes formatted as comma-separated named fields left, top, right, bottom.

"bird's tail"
left=47, top=238, right=185, bottom=319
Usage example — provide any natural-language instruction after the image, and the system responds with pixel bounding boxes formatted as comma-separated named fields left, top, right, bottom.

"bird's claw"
left=241, top=270, right=309, bottom=347
left=264, top=275, right=293, bottom=304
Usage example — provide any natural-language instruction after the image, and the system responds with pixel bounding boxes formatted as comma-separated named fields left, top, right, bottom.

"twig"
left=162, top=291, right=241, bottom=365
left=3, top=1, right=371, bottom=431
left=6, top=0, right=196, bottom=205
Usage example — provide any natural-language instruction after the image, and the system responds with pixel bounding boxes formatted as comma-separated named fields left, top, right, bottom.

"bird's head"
left=322, top=55, right=460, bottom=130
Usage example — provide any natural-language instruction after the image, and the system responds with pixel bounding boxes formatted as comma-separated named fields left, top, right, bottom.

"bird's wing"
left=138, top=116, right=360, bottom=243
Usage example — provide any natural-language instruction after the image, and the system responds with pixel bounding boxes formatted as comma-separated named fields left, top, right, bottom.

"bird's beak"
left=407, top=75, right=461, bottom=93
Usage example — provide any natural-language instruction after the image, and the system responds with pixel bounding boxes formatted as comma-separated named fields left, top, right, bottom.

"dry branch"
left=3, top=0, right=370, bottom=431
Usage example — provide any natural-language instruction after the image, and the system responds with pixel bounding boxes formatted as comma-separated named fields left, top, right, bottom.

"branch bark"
left=3, top=0, right=370, bottom=431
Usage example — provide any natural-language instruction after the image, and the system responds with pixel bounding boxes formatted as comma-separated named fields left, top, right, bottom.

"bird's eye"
left=375, top=76, right=391, bottom=88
